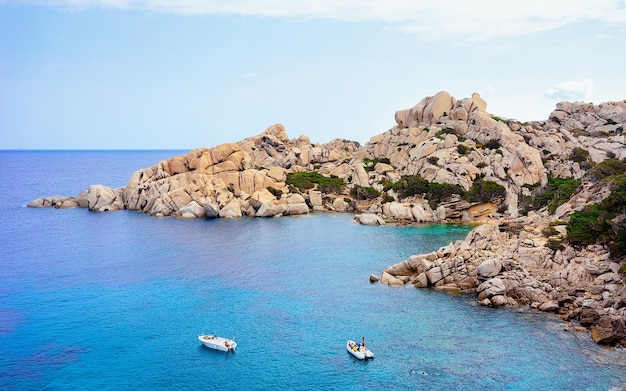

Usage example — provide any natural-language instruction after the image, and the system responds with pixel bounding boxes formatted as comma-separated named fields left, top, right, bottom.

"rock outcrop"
left=380, top=175, right=626, bottom=346
left=29, top=91, right=626, bottom=345
left=30, top=125, right=364, bottom=219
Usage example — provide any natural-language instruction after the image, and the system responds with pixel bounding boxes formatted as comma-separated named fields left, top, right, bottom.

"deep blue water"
left=1, top=150, right=625, bottom=391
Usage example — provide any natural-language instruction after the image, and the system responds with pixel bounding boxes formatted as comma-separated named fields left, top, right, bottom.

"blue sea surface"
left=1, top=150, right=625, bottom=390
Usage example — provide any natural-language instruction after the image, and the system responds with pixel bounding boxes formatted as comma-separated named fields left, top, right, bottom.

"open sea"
left=1, top=150, right=625, bottom=391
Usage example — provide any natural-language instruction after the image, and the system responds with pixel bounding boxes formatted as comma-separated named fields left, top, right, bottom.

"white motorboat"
left=198, top=334, right=237, bottom=352
left=346, top=340, right=374, bottom=360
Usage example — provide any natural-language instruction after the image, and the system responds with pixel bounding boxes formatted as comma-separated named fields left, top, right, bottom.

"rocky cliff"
left=377, top=92, right=626, bottom=347
left=29, top=91, right=626, bottom=345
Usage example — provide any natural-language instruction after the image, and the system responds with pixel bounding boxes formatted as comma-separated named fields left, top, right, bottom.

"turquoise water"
left=1, top=151, right=625, bottom=390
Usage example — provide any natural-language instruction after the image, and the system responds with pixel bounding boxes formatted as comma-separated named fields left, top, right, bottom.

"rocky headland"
left=29, top=91, right=626, bottom=346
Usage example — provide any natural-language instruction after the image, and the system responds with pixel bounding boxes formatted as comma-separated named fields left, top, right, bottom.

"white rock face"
left=218, top=200, right=242, bottom=218
left=87, top=185, right=124, bottom=212
left=476, top=259, right=503, bottom=279
left=308, top=190, right=323, bottom=207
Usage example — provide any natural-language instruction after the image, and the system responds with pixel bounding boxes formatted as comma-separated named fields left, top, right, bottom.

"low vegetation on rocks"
left=363, top=157, right=391, bottom=172
left=566, top=164, right=626, bottom=259
left=286, top=171, right=344, bottom=194
left=350, top=185, right=380, bottom=200
left=385, top=175, right=464, bottom=204
left=520, top=177, right=581, bottom=214
left=569, top=147, right=593, bottom=170
left=465, top=178, right=506, bottom=204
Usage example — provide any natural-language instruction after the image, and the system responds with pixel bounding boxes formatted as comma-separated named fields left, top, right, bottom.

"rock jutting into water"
left=29, top=91, right=626, bottom=346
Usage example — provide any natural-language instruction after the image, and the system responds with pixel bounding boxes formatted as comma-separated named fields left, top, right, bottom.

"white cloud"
left=7, top=0, right=626, bottom=41
left=544, top=79, right=596, bottom=101
left=592, top=34, right=614, bottom=39
left=479, top=86, right=496, bottom=96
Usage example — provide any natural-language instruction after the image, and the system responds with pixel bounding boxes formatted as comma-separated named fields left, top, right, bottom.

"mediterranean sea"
left=1, top=150, right=625, bottom=390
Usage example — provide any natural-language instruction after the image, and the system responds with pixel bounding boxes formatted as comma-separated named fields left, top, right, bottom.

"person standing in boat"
left=360, top=337, right=366, bottom=351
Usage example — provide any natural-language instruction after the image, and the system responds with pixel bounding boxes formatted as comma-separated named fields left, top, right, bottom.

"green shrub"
left=584, top=158, right=626, bottom=183
left=363, top=157, right=391, bottom=172
left=567, top=204, right=613, bottom=247
left=546, top=238, right=565, bottom=252
left=428, top=182, right=465, bottom=208
left=611, top=230, right=626, bottom=260
left=465, top=179, right=506, bottom=204
left=491, top=115, right=506, bottom=122
left=619, top=262, right=626, bottom=275
left=566, top=176, right=626, bottom=258
left=569, top=147, right=592, bottom=170
left=380, top=179, right=396, bottom=192
left=525, top=177, right=580, bottom=213
left=286, top=171, right=344, bottom=193
left=542, top=226, right=559, bottom=237
left=266, top=186, right=283, bottom=199
left=484, top=139, right=501, bottom=149
left=395, top=175, right=431, bottom=198
left=386, top=175, right=465, bottom=208
left=350, top=185, right=380, bottom=200
left=457, top=144, right=471, bottom=155
left=435, top=128, right=458, bottom=138
left=382, top=194, right=395, bottom=203
left=550, top=220, right=567, bottom=226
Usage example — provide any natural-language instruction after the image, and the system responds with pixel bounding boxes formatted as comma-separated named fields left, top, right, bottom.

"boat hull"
left=346, top=340, right=373, bottom=360
left=198, top=335, right=237, bottom=352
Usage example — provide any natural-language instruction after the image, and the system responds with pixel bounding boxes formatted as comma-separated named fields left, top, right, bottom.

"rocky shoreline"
left=29, top=91, right=626, bottom=346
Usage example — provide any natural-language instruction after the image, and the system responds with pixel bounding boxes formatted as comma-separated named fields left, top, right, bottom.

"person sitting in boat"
left=224, top=341, right=230, bottom=349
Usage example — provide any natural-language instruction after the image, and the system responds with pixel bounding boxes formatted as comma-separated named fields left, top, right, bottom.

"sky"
left=1, top=1, right=625, bottom=149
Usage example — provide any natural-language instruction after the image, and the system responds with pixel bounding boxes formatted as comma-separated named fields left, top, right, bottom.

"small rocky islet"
left=29, top=91, right=626, bottom=347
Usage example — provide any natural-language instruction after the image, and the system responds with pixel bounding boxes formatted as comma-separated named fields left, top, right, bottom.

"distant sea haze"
left=1, top=150, right=625, bottom=390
